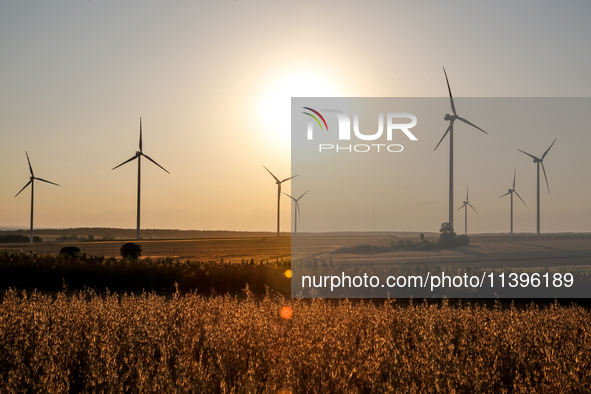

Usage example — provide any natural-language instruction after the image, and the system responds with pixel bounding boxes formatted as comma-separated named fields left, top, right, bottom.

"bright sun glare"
left=258, top=72, right=341, bottom=149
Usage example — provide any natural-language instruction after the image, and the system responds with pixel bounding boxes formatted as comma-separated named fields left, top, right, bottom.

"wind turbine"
left=112, top=118, right=170, bottom=240
left=15, top=152, right=60, bottom=243
left=499, top=168, right=527, bottom=234
left=518, top=138, right=556, bottom=234
left=457, top=186, right=477, bottom=235
left=283, top=190, right=309, bottom=234
left=434, top=67, right=487, bottom=229
left=263, top=166, right=298, bottom=237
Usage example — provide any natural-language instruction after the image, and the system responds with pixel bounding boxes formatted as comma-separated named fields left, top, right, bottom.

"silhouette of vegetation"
left=120, top=242, right=142, bottom=260
left=0, top=234, right=41, bottom=243
left=56, top=235, right=83, bottom=241
left=388, top=223, right=469, bottom=251
left=0, top=252, right=290, bottom=295
left=438, top=221, right=457, bottom=248
left=59, top=246, right=81, bottom=258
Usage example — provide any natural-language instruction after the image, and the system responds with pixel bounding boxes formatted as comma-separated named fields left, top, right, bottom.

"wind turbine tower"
left=284, top=190, right=309, bottom=234
left=434, top=67, right=487, bottom=229
left=457, top=185, right=478, bottom=235
left=264, top=166, right=298, bottom=237
left=15, top=152, right=60, bottom=243
left=518, top=139, right=556, bottom=234
left=499, top=169, right=527, bottom=234
left=112, top=118, right=170, bottom=240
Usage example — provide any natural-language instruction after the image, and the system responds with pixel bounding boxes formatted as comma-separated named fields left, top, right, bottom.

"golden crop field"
left=1, top=289, right=590, bottom=393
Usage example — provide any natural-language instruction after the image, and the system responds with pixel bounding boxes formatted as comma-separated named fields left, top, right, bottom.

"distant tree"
left=120, top=242, right=142, bottom=260
left=420, top=233, right=425, bottom=240
left=59, top=246, right=81, bottom=258
left=87, top=235, right=95, bottom=241
left=438, top=222, right=457, bottom=248
left=456, top=234, right=470, bottom=246
left=0, top=234, right=41, bottom=243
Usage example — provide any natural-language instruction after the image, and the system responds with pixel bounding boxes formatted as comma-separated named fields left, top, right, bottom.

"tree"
left=120, top=242, right=142, bottom=260
left=59, top=246, right=81, bottom=258
left=438, top=222, right=457, bottom=248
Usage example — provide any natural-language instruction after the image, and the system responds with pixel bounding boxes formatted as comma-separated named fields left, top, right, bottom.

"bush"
left=456, top=234, right=470, bottom=246
left=59, top=246, right=81, bottom=258
left=417, top=240, right=436, bottom=251
left=120, top=243, right=142, bottom=260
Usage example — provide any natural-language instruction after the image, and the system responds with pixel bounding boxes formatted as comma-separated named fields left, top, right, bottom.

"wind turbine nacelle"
left=444, top=114, right=458, bottom=121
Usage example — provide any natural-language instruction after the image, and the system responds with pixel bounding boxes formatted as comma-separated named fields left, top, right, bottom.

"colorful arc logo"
left=302, top=107, right=328, bottom=131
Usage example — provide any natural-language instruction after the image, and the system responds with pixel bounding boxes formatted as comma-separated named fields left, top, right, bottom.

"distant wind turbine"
left=112, top=118, right=170, bottom=240
left=15, top=152, right=60, bottom=243
left=457, top=186, right=477, bottom=235
left=499, top=168, right=527, bottom=234
left=434, top=67, right=487, bottom=229
left=284, top=190, right=309, bottom=234
left=264, top=166, right=298, bottom=237
left=518, top=138, right=556, bottom=234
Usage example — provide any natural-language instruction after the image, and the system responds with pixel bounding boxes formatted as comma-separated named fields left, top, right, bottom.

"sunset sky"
left=1, top=1, right=590, bottom=233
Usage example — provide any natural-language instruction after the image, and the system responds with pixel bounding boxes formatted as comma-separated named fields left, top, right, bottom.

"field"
left=3, top=233, right=591, bottom=270
left=1, top=290, right=590, bottom=393
left=2, top=232, right=591, bottom=392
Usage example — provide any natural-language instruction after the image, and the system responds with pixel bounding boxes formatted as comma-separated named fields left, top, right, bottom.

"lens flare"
left=280, top=306, right=293, bottom=319
left=284, top=269, right=292, bottom=278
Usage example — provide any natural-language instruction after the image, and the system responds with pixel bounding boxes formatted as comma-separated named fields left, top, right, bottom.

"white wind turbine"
left=457, top=186, right=478, bottom=235
left=112, top=118, right=170, bottom=240
left=15, top=152, right=60, bottom=243
left=263, top=166, right=298, bottom=237
left=499, top=169, right=527, bottom=234
left=518, top=138, right=556, bottom=234
left=434, top=67, right=487, bottom=229
left=284, top=190, right=310, bottom=234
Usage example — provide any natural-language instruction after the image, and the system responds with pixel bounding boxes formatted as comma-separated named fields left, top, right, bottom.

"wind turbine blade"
left=541, top=162, right=550, bottom=193
left=514, top=190, right=527, bottom=207
left=35, top=178, right=60, bottom=187
left=499, top=192, right=511, bottom=198
left=457, top=117, right=487, bottom=134
left=298, top=189, right=310, bottom=200
left=139, top=118, right=143, bottom=153
left=517, top=149, right=540, bottom=161
left=457, top=203, right=466, bottom=211
left=513, top=168, right=516, bottom=189
left=468, top=202, right=478, bottom=214
left=297, top=201, right=301, bottom=219
left=143, top=153, right=170, bottom=174
left=466, top=185, right=469, bottom=201
left=25, top=151, right=34, bottom=177
left=434, top=123, right=452, bottom=151
left=263, top=166, right=280, bottom=183
left=281, top=174, right=299, bottom=183
left=15, top=180, right=32, bottom=197
left=443, top=67, right=456, bottom=115
left=541, top=138, right=557, bottom=160
left=283, top=192, right=296, bottom=201
left=112, top=155, right=138, bottom=170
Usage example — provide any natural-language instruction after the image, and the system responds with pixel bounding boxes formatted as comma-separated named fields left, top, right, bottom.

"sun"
left=258, top=72, right=341, bottom=149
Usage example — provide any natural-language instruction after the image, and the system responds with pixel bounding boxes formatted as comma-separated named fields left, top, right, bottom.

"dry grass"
left=1, top=290, right=590, bottom=393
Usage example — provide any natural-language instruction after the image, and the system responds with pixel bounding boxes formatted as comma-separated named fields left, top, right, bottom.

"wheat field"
left=1, top=289, right=590, bottom=393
